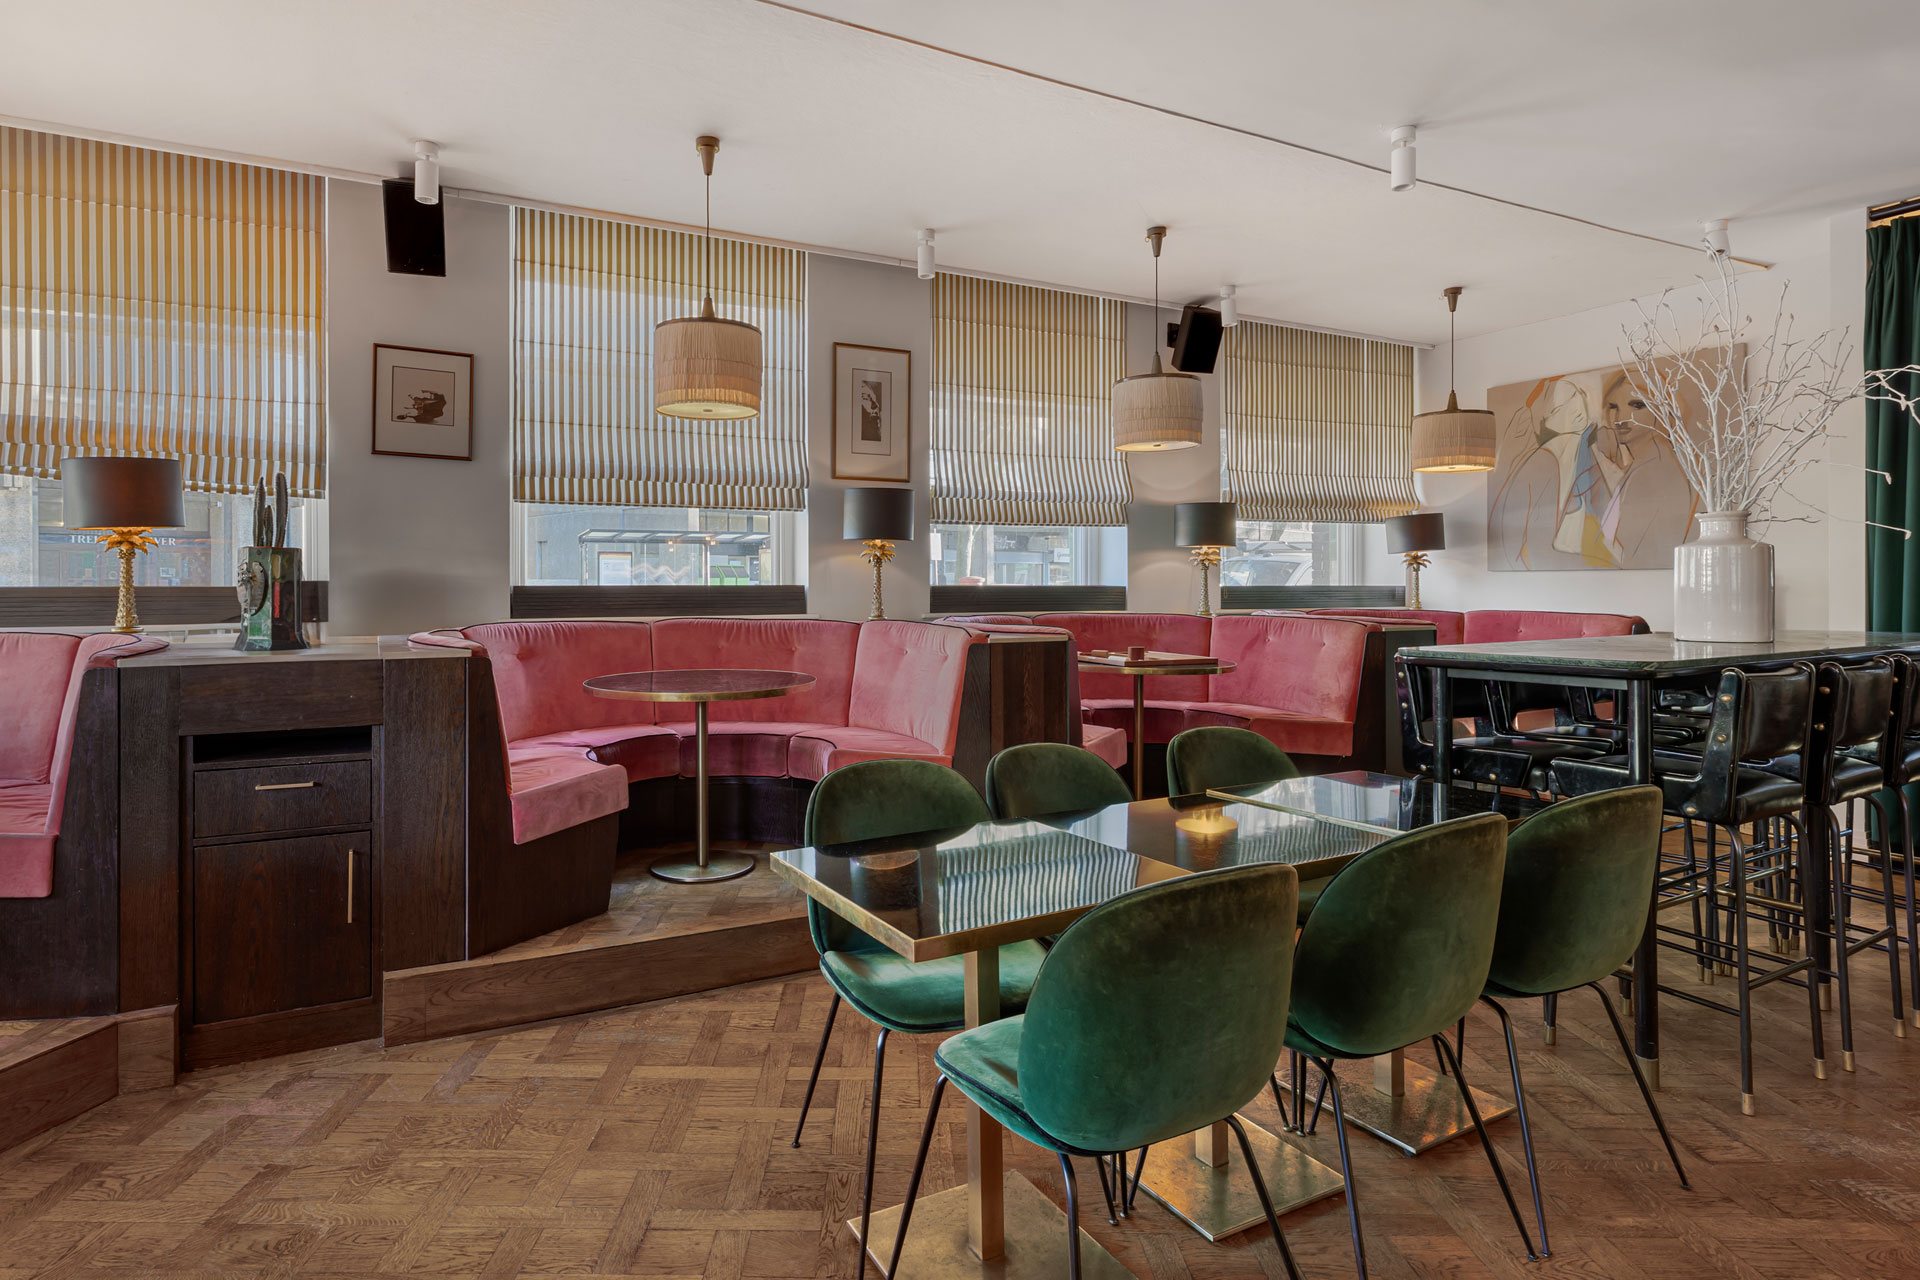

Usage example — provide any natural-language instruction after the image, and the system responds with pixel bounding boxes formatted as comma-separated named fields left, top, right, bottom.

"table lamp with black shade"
left=844, top=487, right=915, bottom=621
left=1174, top=500, right=1237, bottom=617
left=60, top=456, right=185, bottom=634
left=1385, top=511, right=1445, bottom=609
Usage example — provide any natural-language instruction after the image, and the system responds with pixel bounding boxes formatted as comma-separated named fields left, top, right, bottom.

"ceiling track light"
left=917, top=228, right=936, bottom=280
left=412, top=139, right=440, bottom=205
left=1389, top=125, right=1417, bottom=193
left=1409, top=285, right=1495, bottom=472
left=1113, top=225, right=1203, bottom=453
left=1219, top=284, right=1238, bottom=328
left=1703, top=218, right=1731, bottom=256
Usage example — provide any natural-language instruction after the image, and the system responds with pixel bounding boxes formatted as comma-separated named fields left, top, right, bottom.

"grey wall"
left=805, top=255, right=932, bottom=622
left=1122, top=300, right=1224, bottom=614
left=325, top=181, right=511, bottom=636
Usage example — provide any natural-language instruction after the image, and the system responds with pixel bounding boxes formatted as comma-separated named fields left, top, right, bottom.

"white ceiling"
left=5, top=0, right=1915, bottom=344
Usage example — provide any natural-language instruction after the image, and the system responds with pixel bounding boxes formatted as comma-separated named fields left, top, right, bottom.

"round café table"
left=1076, top=655, right=1236, bottom=799
left=585, top=669, right=816, bottom=883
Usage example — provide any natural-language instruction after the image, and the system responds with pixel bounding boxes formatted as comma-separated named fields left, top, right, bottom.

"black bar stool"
left=1553, top=664, right=1826, bottom=1114
left=1396, top=660, right=1604, bottom=796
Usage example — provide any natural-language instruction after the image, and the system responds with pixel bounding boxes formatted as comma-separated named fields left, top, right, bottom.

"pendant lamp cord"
left=704, top=166, right=712, bottom=304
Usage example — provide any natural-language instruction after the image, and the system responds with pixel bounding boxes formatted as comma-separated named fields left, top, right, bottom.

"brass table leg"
left=1330, top=1047, right=1514, bottom=1156
left=1136, top=1114, right=1345, bottom=1241
left=1132, top=674, right=1146, bottom=800
left=650, top=699, right=754, bottom=883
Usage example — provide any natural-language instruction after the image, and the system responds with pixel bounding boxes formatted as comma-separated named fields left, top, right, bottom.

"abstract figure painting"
left=1485, top=350, right=1736, bottom=571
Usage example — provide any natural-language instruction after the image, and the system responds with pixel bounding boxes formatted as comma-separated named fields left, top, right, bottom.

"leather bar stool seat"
left=1756, top=751, right=1886, bottom=801
left=1396, top=662, right=1605, bottom=795
left=1553, top=749, right=1807, bottom=825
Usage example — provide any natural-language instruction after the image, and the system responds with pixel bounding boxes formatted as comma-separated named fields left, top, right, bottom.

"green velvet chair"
left=1479, top=786, right=1688, bottom=1256
left=985, top=742, right=1132, bottom=820
left=788, top=758, right=1047, bottom=1280
left=885, top=864, right=1305, bottom=1280
left=1165, top=726, right=1326, bottom=924
left=1284, top=812, right=1537, bottom=1276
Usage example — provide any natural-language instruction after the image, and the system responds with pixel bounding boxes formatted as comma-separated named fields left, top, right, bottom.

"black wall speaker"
left=1167, top=304, right=1223, bottom=373
left=382, top=179, right=445, bottom=277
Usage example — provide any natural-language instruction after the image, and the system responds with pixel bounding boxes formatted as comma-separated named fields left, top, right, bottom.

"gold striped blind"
left=0, top=127, right=326, bottom=496
left=513, top=209, right=807, bottom=510
left=1222, top=321, right=1417, bottom=524
left=931, top=274, right=1131, bottom=527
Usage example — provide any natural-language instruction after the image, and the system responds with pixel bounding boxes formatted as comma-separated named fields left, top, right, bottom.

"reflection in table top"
left=774, top=772, right=1548, bottom=963
left=773, top=821, right=1185, bottom=961
left=583, top=669, right=817, bottom=702
left=1400, top=631, right=1920, bottom=677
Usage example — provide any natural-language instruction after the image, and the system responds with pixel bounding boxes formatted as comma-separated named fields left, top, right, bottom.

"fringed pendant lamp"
left=1114, top=225, right=1202, bottom=452
left=655, top=136, right=762, bottom=420
left=1409, top=285, right=1495, bottom=472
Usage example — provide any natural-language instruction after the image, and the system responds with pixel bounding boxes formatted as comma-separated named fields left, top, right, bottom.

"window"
left=929, top=524, right=1126, bottom=587
left=0, top=475, right=316, bottom=588
left=0, top=127, right=328, bottom=521
left=512, top=504, right=798, bottom=587
left=511, top=209, right=807, bottom=514
left=929, top=275, right=1131, bottom=529
left=1222, top=520, right=1357, bottom=589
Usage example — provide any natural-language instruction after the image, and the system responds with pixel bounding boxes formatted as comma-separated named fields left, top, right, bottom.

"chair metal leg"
left=790, top=992, right=841, bottom=1147
left=1225, top=1113, right=1306, bottom=1280
left=1724, top=823, right=1757, bottom=1113
left=1829, top=811, right=1857, bottom=1070
left=856, top=1028, right=889, bottom=1280
left=1543, top=992, right=1557, bottom=1046
left=1869, top=793, right=1907, bottom=1035
left=884, top=1074, right=948, bottom=1279
left=1433, top=1032, right=1540, bottom=1260
left=1125, top=1145, right=1147, bottom=1215
left=1899, top=787, right=1920, bottom=1026
left=1269, top=1073, right=1290, bottom=1131
left=1315, top=1056, right=1370, bottom=1279
left=1058, top=1152, right=1083, bottom=1280
left=1483, top=996, right=1549, bottom=1256
left=1094, top=1154, right=1118, bottom=1225
left=1586, top=982, right=1689, bottom=1188
left=1786, top=812, right=1829, bottom=1078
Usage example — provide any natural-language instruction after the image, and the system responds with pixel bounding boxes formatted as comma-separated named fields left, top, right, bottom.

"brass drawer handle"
left=254, top=781, right=317, bottom=791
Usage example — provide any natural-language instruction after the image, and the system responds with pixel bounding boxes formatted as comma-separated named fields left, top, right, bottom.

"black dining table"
left=773, top=770, right=1544, bottom=1270
left=1399, top=629, right=1920, bottom=1090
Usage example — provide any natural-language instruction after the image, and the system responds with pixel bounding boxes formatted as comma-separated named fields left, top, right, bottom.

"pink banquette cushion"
left=848, top=621, right=980, bottom=753
left=650, top=618, right=859, bottom=726
left=1033, top=613, right=1214, bottom=702
left=1462, top=610, right=1645, bottom=643
left=463, top=621, right=655, bottom=741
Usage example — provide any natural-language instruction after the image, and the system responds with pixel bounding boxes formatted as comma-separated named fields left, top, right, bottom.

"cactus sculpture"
left=234, top=471, right=308, bottom=652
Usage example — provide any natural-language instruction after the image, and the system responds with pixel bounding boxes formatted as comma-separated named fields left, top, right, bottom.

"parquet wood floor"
left=8, top=940, right=1920, bottom=1280
left=489, top=845, right=805, bottom=962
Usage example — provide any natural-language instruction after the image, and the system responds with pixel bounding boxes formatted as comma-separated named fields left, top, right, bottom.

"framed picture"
left=833, top=342, right=910, bottom=482
left=372, top=344, right=473, bottom=460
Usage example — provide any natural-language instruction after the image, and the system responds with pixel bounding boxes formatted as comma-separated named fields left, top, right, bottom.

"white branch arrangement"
left=1621, top=245, right=1920, bottom=528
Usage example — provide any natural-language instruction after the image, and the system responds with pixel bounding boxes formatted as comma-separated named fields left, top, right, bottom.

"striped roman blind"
left=1222, top=321, right=1417, bottom=523
left=513, top=209, right=808, bottom=510
left=0, top=127, right=326, bottom=495
left=930, top=274, right=1131, bottom=526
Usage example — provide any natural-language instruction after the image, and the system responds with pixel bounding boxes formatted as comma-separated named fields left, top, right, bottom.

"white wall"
left=805, top=255, right=932, bottom=621
left=1365, top=210, right=1868, bottom=633
left=325, top=181, right=511, bottom=636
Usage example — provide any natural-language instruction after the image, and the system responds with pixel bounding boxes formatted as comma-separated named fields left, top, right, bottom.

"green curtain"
left=1866, top=217, right=1920, bottom=630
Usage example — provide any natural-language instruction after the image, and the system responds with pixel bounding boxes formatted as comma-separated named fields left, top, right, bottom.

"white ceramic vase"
left=1673, top=510, right=1774, bottom=643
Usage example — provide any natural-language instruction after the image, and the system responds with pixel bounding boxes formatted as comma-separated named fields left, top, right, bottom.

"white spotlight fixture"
left=1703, top=218, right=1730, bottom=256
left=917, top=228, right=936, bottom=280
left=412, top=140, right=440, bottom=205
left=1219, top=284, right=1239, bottom=328
left=1389, top=125, right=1417, bottom=193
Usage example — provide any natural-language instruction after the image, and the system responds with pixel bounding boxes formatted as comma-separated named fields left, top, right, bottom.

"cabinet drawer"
left=191, top=832, right=372, bottom=1025
left=194, top=760, right=371, bottom=838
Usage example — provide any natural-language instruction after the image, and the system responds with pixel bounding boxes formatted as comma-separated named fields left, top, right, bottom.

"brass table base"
left=1137, top=1116, right=1345, bottom=1241
left=1331, top=1058, right=1514, bottom=1156
left=848, top=1171, right=1130, bottom=1279
left=649, top=851, right=755, bottom=883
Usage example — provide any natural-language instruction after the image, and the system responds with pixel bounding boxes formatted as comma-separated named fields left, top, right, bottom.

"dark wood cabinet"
left=190, top=832, right=371, bottom=1023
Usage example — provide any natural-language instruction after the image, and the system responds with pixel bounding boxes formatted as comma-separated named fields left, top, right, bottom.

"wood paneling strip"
left=0, top=581, right=327, bottom=627
left=510, top=584, right=806, bottom=618
left=931, top=584, right=1125, bottom=614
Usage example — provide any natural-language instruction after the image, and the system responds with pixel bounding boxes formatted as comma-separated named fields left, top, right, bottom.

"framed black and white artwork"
left=832, top=342, right=910, bottom=482
left=372, top=343, right=474, bottom=460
